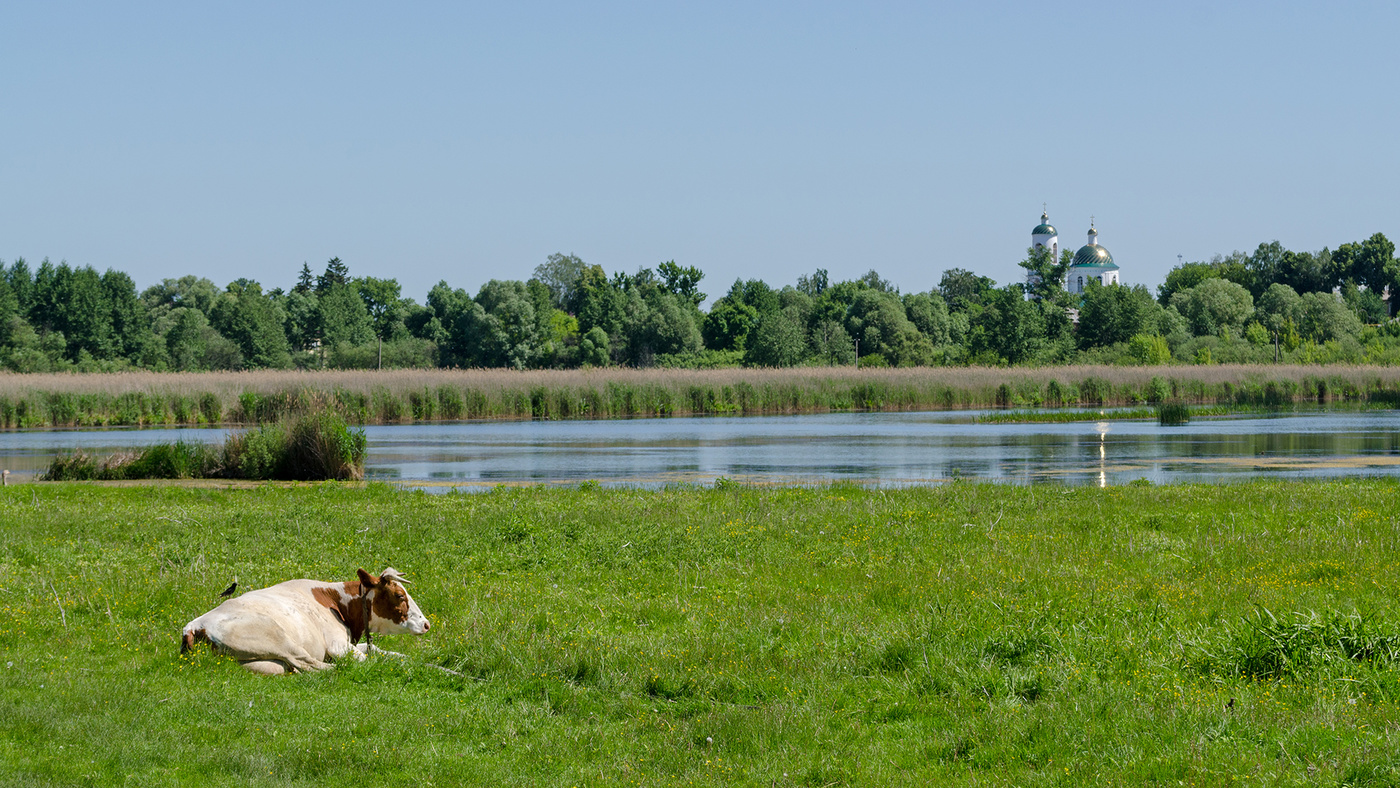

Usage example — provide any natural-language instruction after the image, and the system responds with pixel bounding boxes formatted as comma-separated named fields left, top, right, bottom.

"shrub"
left=120, top=441, right=216, bottom=479
left=1157, top=400, right=1190, bottom=426
left=1147, top=376, right=1171, bottom=404
left=283, top=409, right=366, bottom=481
left=44, top=408, right=367, bottom=482
left=41, top=442, right=219, bottom=481
left=40, top=452, right=100, bottom=481
left=223, top=422, right=288, bottom=479
left=1126, top=334, right=1171, bottom=365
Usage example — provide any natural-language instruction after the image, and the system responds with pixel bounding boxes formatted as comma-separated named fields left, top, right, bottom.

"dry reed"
left=0, top=364, right=1397, bottom=427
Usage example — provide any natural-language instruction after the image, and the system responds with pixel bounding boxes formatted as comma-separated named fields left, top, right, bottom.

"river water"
left=1, top=409, right=1398, bottom=488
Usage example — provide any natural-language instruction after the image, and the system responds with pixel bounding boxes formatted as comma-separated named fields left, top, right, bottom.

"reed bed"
left=39, top=409, right=367, bottom=481
left=1, top=364, right=1400, bottom=427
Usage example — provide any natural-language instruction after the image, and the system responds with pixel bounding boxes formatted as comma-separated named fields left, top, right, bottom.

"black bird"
left=219, top=579, right=238, bottom=598
left=1226, top=697, right=1235, bottom=711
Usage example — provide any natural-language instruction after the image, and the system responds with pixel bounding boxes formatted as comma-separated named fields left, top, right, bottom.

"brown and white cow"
left=180, top=567, right=431, bottom=675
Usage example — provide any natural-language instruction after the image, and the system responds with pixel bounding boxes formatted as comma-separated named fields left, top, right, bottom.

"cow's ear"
left=357, top=568, right=379, bottom=587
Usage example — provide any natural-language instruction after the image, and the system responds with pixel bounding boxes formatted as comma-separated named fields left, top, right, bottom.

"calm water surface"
left=2, top=409, right=1399, bottom=488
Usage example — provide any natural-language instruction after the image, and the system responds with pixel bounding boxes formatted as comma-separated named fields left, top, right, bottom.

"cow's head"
left=358, top=567, right=431, bottom=636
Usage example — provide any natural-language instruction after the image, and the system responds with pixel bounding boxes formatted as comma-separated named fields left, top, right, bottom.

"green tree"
left=1211, top=252, right=1254, bottom=294
left=1321, top=243, right=1355, bottom=289
left=1169, top=279, right=1254, bottom=337
left=796, top=268, right=829, bottom=297
left=209, top=279, right=292, bottom=368
left=1125, top=334, right=1171, bottom=365
left=858, top=269, right=897, bottom=293
left=281, top=289, right=321, bottom=354
left=163, top=308, right=218, bottom=371
left=29, top=262, right=118, bottom=362
left=294, top=263, right=315, bottom=294
left=142, top=275, right=223, bottom=316
left=1298, top=291, right=1363, bottom=342
left=102, top=269, right=154, bottom=363
left=1157, top=261, right=1218, bottom=305
left=0, top=275, right=17, bottom=336
left=1018, top=245, right=1070, bottom=301
left=1255, top=283, right=1304, bottom=335
left=579, top=326, right=610, bottom=366
left=1339, top=281, right=1387, bottom=324
left=845, top=289, right=931, bottom=366
left=1350, top=233, right=1396, bottom=298
left=569, top=265, right=627, bottom=356
left=656, top=261, right=706, bottom=308
left=902, top=292, right=951, bottom=346
left=1246, top=241, right=1288, bottom=298
left=728, top=278, right=781, bottom=316
left=969, top=285, right=1044, bottom=364
left=3, top=259, right=35, bottom=315
left=745, top=308, right=807, bottom=367
left=939, top=268, right=995, bottom=312
left=424, top=281, right=476, bottom=367
left=316, top=257, right=351, bottom=294
left=702, top=298, right=759, bottom=351
left=1077, top=282, right=1157, bottom=349
left=620, top=283, right=702, bottom=365
left=470, top=279, right=544, bottom=369
left=809, top=318, right=855, bottom=365
left=1278, top=249, right=1331, bottom=294
left=533, top=253, right=587, bottom=310
left=357, top=277, right=405, bottom=341
left=318, top=282, right=374, bottom=348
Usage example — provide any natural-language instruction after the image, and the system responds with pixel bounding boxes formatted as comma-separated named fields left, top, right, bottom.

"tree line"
left=0, top=232, right=1396, bottom=373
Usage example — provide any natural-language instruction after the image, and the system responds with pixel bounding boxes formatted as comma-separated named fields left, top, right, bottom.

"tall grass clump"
left=42, top=409, right=366, bottom=481
left=40, top=441, right=219, bottom=481
left=1157, top=400, right=1190, bottom=425
left=1191, top=608, right=1400, bottom=680
left=285, top=409, right=366, bottom=480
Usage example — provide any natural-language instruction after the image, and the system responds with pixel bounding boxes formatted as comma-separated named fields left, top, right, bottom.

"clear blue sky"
left=4, top=2, right=1396, bottom=306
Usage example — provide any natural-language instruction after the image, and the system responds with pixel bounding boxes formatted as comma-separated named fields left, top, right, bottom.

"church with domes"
left=1028, top=210, right=1121, bottom=295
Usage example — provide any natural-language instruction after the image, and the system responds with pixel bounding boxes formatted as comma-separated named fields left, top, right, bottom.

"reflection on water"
left=0, top=410, right=1398, bottom=489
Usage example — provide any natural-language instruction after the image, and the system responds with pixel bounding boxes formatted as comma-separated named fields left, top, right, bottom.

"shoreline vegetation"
left=39, top=409, right=367, bottom=482
left=1, top=364, right=1400, bottom=428
left=4, top=480, right=1400, bottom=784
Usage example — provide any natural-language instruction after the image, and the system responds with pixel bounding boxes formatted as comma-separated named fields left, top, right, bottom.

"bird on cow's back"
left=180, top=566, right=432, bottom=675
left=219, top=577, right=238, bottom=597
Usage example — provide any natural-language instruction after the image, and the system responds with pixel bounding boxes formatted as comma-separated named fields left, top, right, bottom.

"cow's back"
left=182, top=579, right=353, bottom=673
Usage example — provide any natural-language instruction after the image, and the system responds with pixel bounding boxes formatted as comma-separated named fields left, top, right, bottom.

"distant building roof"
left=1070, top=243, right=1118, bottom=270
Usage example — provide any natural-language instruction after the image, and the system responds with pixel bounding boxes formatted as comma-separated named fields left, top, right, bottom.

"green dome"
left=1032, top=223, right=1057, bottom=236
left=1071, top=244, right=1119, bottom=270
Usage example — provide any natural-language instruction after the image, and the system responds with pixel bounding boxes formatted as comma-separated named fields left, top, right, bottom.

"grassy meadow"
left=3, top=481, right=1400, bottom=785
left=3, top=364, right=1400, bottom=427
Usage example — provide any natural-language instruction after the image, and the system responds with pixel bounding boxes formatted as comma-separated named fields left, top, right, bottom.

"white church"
left=1029, top=210, right=1121, bottom=295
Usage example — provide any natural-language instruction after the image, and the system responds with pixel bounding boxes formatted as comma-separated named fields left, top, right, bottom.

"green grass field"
left=3, top=480, right=1399, bottom=786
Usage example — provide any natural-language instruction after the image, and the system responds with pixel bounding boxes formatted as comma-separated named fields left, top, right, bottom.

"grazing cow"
left=180, top=567, right=430, bottom=675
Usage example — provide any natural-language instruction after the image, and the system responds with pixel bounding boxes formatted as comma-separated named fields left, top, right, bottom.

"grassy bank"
left=3, top=481, right=1399, bottom=785
left=2, top=364, right=1400, bottom=427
